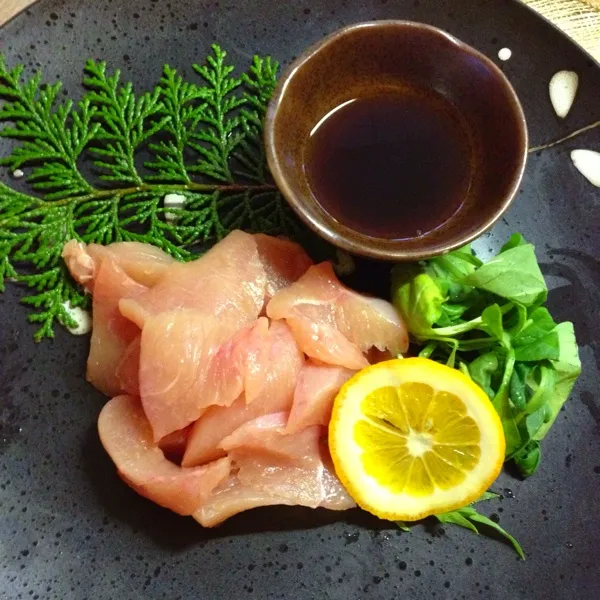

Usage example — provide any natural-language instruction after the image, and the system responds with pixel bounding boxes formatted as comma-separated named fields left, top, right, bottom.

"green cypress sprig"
left=0, top=45, right=300, bottom=340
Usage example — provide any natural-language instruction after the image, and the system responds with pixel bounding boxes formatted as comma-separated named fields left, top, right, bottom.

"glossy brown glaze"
left=265, top=21, right=528, bottom=261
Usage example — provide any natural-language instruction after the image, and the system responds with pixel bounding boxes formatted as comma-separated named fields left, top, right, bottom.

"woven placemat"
left=527, top=0, right=600, bottom=60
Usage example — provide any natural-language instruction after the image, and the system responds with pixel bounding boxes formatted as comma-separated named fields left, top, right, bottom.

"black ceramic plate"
left=1, top=1, right=599, bottom=599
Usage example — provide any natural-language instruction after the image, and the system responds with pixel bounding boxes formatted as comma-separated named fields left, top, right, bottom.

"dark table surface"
left=1, top=1, right=599, bottom=599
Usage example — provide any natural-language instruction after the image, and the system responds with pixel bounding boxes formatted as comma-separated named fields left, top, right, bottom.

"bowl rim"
left=265, top=20, right=529, bottom=261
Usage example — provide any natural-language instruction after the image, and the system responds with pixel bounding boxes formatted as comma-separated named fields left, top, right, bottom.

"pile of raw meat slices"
left=63, top=230, right=408, bottom=526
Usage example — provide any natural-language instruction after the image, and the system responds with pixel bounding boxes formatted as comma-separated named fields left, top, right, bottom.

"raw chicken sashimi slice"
left=193, top=415, right=354, bottom=527
left=267, top=262, right=408, bottom=369
left=286, top=315, right=368, bottom=370
left=218, top=412, right=289, bottom=453
left=62, top=240, right=96, bottom=290
left=87, top=261, right=147, bottom=397
left=193, top=468, right=356, bottom=527
left=182, top=394, right=288, bottom=467
left=243, top=319, right=303, bottom=404
left=139, top=310, right=247, bottom=441
left=209, top=317, right=268, bottom=406
left=254, top=234, right=313, bottom=304
left=62, top=239, right=175, bottom=292
left=98, top=395, right=230, bottom=515
left=234, top=452, right=353, bottom=510
left=140, top=315, right=299, bottom=442
left=182, top=321, right=304, bottom=466
left=87, top=242, right=176, bottom=287
left=219, top=412, right=320, bottom=465
left=62, top=240, right=175, bottom=397
left=285, top=360, right=356, bottom=434
left=115, top=335, right=141, bottom=396
left=267, top=264, right=370, bottom=367
left=194, top=479, right=301, bottom=527
left=119, top=230, right=266, bottom=330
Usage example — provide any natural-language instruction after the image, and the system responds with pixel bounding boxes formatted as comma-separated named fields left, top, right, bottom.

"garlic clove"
left=61, top=301, right=92, bottom=335
left=549, top=71, right=579, bottom=119
left=571, top=149, right=600, bottom=187
left=164, top=192, right=187, bottom=222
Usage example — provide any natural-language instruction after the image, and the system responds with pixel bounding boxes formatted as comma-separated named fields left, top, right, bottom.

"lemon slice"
left=328, top=358, right=505, bottom=521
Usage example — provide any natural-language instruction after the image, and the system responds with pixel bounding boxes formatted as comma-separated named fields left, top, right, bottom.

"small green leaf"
left=436, top=301, right=470, bottom=326
left=424, top=245, right=482, bottom=310
left=534, top=322, right=581, bottom=440
left=509, top=362, right=531, bottom=411
left=506, top=303, right=528, bottom=337
left=436, top=503, right=525, bottom=559
left=468, top=352, right=499, bottom=398
left=436, top=510, right=479, bottom=533
left=513, top=307, right=560, bottom=361
left=391, top=266, right=444, bottom=337
left=491, top=348, right=523, bottom=456
left=467, top=512, right=526, bottom=560
left=481, top=304, right=504, bottom=340
left=500, top=232, right=527, bottom=252
left=463, top=244, right=547, bottom=307
left=524, top=364, right=554, bottom=416
left=513, top=440, right=542, bottom=477
left=395, top=521, right=411, bottom=532
left=473, top=491, right=500, bottom=503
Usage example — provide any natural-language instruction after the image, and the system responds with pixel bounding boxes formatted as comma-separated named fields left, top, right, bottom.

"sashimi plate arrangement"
left=0, top=39, right=584, bottom=560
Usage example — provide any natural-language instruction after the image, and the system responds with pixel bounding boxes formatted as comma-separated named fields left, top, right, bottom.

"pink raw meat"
left=62, top=240, right=176, bottom=397
left=193, top=413, right=355, bottom=527
left=86, top=261, right=147, bottom=396
left=87, top=242, right=175, bottom=287
left=115, top=335, right=141, bottom=396
left=98, top=395, right=230, bottom=515
left=182, top=320, right=304, bottom=466
left=285, top=360, right=356, bottom=434
left=139, top=311, right=246, bottom=441
left=219, top=412, right=319, bottom=463
left=62, top=240, right=96, bottom=291
left=243, top=319, right=303, bottom=404
left=67, top=233, right=401, bottom=525
left=62, top=239, right=175, bottom=292
left=254, top=234, right=313, bottom=304
left=267, top=262, right=408, bottom=369
left=119, top=230, right=266, bottom=330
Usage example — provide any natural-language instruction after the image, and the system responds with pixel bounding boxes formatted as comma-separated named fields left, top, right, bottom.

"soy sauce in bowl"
left=265, top=21, right=528, bottom=261
left=303, top=89, right=474, bottom=240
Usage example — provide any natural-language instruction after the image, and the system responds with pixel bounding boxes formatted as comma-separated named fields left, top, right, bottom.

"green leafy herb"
left=0, top=46, right=304, bottom=340
left=513, top=440, right=541, bottom=477
left=434, top=490, right=524, bottom=559
left=534, top=322, right=581, bottom=439
left=512, top=308, right=561, bottom=361
left=468, top=352, right=499, bottom=398
left=391, top=235, right=581, bottom=476
left=391, top=266, right=444, bottom=337
left=394, top=490, right=524, bottom=558
left=463, top=243, right=547, bottom=307
left=436, top=505, right=525, bottom=560
left=395, top=521, right=411, bottom=532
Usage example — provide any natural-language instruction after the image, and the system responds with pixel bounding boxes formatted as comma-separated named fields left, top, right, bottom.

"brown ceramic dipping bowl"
left=265, top=21, right=528, bottom=261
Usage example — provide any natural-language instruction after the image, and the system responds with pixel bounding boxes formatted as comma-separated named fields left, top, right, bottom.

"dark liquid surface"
left=304, top=91, right=473, bottom=240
